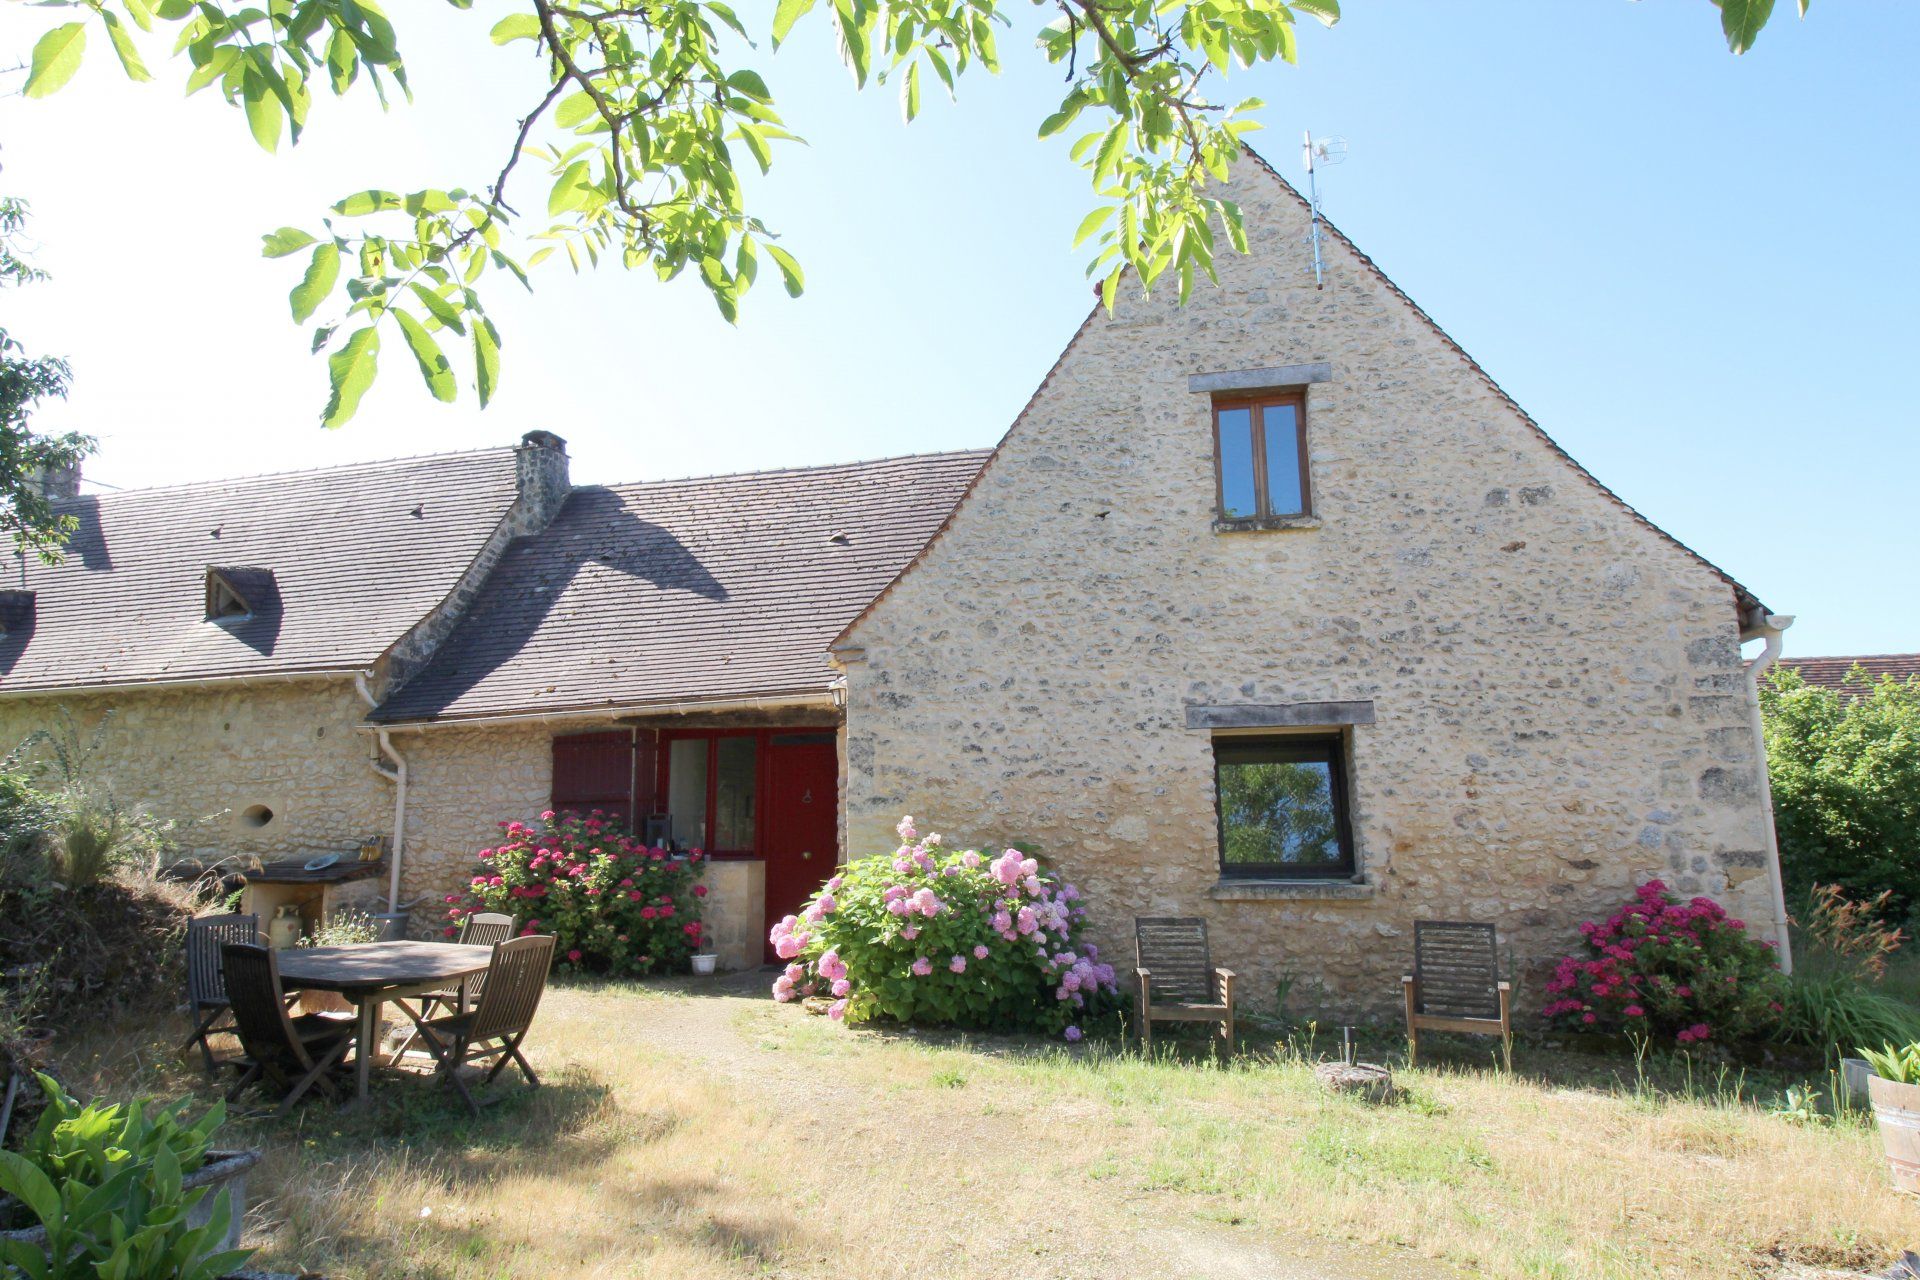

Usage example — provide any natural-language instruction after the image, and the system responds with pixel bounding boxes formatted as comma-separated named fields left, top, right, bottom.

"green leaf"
left=408, top=283, right=467, bottom=335
left=490, top=12, right=541, bottom=43
left=1288, top=0, right=1340, bottom=25
left=322, top=326, right=380, bottom=427
left=0, top=1151, right=59, bottom=1229
left=241, top=66, right=282, bottom=152
left=727, top=69, right=771, bottom=100
left=289, top=242, right=340, bottom=323
left=332, top=190, right=403, bottom=216
left=261, top=227, right=318, bottom=258
left=1717, top=0, right=1777, bottom=53
left=1072, top=204, right=1115, bottom=248
left=764, top=242, right=804, bottom=297
left=395, top=310, right=456, bottom=402
left=772, top=0, right=816, bottom=47
left=899, top=61, right=920, bottom=123
left=554, top=91, right=597, bottom=129
left=548, top=160, right=592, bottom=215
left=101, top=11, right=150, bottom=82
left=25, top=23, right=87, bottom=99
left=473, top=317, right=501, bottom=408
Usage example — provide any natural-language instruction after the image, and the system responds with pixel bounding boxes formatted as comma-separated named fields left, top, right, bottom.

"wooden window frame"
left=1212, top=733, right=1356, bottom=880
left=656, top=728, right=771, bottom=860
left=1210, top=390, right=1311, bottom=523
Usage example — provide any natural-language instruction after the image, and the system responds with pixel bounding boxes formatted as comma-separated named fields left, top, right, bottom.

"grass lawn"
left=49, top=976, right=1911, bottom=1280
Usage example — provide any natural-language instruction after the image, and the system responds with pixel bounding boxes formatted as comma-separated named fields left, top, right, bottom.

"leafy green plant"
left=10, top=1, right=1808, bottom=427
left=1777, top=885, right=1920, bottom=1056
left=1762, top=666, right=1920, bottom=920
left=0, top=770, right=60, bottom=877
left=0, top=1075, right=248, bottom=1280
left=1859, top=1043, right=1920, bottom=1084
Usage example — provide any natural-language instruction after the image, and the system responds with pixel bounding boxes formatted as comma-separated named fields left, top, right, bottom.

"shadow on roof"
left=375, top=487, right=727, bottom=719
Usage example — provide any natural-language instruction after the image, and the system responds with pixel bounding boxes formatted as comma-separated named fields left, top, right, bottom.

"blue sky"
left=1, top=1, right=1914, bottom=656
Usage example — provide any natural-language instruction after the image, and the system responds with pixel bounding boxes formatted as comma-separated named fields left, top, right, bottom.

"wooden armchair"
left=1401, top=920, right=1512, bottom=1066
left=220, top=942, right=356, bottom=1117
left=1133, top=917, right=1236, bottom=1056
left=393, top=912, right=516, bottom=1059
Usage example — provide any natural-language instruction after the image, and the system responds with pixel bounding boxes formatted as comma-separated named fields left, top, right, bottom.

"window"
left=1213, top=735, right=1355, bottom=879
left=662, top=732, right=760, bottom=854
left=551, top=730, right=637, bottom=825
left=1212, top=393, right=1309, bottom=522
left=204, top=566, right=276, bottom=622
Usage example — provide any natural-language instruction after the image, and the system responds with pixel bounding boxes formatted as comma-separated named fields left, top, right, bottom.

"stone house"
left=0, top=150, right=1789, bottom=1012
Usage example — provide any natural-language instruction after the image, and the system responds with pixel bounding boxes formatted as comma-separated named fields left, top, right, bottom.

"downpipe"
left=355, top=673, right=409, bottom=920
left=1742, top=611, right=1796, bottom=974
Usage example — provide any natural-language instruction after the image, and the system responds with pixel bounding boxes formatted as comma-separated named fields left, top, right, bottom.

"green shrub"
left=445, top=809, right=706, bottom=975
left=769, top=816, right=1119, bottom=1038
left=1762, top=666, right=1920, bottom=919
left=0, top=1074, right=249, bottom=1280
left=0, top=770, right=58, bottom=874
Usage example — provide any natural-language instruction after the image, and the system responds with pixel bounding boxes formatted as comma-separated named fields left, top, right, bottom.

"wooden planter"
left=1868, top=1075, right=1920, bottom=1194
left=0, top=1148, right=261, bottom=1252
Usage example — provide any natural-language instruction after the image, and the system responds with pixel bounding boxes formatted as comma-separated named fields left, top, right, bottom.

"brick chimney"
left=512, top=431, right=571, bottom=533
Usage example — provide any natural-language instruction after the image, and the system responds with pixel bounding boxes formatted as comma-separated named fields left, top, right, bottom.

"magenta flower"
left=973, top=944, right=990, bottom=960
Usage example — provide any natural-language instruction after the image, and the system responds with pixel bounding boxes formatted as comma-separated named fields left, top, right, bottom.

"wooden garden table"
left=274, top=941, right=495, bottom=1104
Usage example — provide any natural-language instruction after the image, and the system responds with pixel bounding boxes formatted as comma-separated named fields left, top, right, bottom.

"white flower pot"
left=690, top=953, right=718, bottom=976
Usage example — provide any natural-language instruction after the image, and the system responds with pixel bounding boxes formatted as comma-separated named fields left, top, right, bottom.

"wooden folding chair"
left=180, top=912, right=262, bottom=1075
left=402, top=935, right=556, bottom=1116
left=221, top=942, right=355, bottom=1118
left=392, top=912, right=516, bottom=1059
left=1134, top=917, right=1236, bottom=1056
left=1401, top=920, right=1512, bottom=1067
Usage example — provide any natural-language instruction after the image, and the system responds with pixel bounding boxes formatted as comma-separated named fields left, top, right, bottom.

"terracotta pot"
left=1868, top=1074, right=1920, bottom=1194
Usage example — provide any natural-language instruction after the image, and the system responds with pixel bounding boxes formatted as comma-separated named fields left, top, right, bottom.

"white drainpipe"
left=355, top=673, right=409, bottom=914
left=1743, top=611, right=1795, bottom=974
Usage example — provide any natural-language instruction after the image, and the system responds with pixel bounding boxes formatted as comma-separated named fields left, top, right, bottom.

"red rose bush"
left=445, top=809, right=706, bottom=975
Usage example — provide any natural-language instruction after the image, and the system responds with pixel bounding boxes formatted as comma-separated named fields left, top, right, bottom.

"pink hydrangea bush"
left=445, top=809, right=707, bottom=975
left=1542, top=879, right=1787, bottom=1046
left=770, top=816, right=1118, bottom=1038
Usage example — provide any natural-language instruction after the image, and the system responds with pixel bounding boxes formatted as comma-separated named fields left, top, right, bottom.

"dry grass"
left=47, top=980, right=1909, bottom=1280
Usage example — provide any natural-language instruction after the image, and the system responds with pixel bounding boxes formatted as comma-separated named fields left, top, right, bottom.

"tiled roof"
left=1776, top=654, right=1920, bottom=697
left=0, top=449, right=522, bottom=693
left=372, top=450, right=991, bottom=724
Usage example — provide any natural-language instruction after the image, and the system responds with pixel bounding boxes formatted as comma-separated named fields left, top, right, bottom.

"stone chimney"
left=36, top=461, right=81, bottom=502
left=512, top=430, right=571, bottom=532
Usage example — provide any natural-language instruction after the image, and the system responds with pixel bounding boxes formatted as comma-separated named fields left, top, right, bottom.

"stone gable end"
left=834, top=151, right=1772, bottom=1016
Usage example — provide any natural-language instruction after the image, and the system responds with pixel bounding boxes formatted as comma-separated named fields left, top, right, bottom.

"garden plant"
left=444, top=809, right=707, bottom=975
left=769, top=816, right=1118, bottom=1038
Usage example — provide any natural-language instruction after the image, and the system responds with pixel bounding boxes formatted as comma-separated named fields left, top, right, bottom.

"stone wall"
left=836, top=154, right=1775, bottom=1020
left=0, top=678, right=387, bottom=864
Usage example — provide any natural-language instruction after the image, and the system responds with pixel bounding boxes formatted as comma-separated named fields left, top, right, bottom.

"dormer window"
left=0, top=590, right=34, bottom=635
left=205, top=567, right=274, bottom=623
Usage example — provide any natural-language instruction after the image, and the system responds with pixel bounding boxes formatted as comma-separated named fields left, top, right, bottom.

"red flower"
left=692, top=884, right=708, bottom=898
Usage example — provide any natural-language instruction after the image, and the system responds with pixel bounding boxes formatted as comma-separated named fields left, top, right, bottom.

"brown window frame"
left=1210, top=390, right=1311, bottom=523
left=1212, top=733, right=1356, bottom=880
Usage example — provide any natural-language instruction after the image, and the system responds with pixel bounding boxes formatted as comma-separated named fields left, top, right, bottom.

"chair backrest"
left=470, top=935, right=556, bottom=1044
left=220, top=941, right=312, bottom=1074
left=1134, top=917, right=1216, bottom=1004
left=1412, top=920, right=1502, bottom=1019
left=459, top=912, right=517, bottom=948
left=186, top=913, right=261, bottom=1006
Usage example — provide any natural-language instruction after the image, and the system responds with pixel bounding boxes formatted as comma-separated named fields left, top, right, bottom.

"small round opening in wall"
left=240, top=804, right=275, bottom=829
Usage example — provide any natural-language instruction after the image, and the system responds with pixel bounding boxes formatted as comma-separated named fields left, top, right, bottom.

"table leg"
left=355, top=997, right=382, bottom=1103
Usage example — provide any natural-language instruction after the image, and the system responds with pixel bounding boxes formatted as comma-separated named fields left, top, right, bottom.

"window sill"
left=1211, top=515, right=1323, bottom=535
left=1208, top=879, right=1375, bottom=902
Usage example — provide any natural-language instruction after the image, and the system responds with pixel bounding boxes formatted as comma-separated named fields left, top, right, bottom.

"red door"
left=762, top=738, right=839, bottom=961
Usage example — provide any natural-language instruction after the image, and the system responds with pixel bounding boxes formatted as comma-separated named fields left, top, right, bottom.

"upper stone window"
left=204, top=567, right=273, bottom=623
left=1212, top=391, right=1311, bottom=528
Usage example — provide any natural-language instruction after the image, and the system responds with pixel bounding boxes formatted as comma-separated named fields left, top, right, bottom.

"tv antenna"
left=1303, top=131, right=1347, bottom=289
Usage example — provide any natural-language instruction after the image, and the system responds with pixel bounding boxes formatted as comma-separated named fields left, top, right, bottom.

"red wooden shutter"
left=550, top=731, right=635, bottom=826
left=632, top=730, right=659, bottom=820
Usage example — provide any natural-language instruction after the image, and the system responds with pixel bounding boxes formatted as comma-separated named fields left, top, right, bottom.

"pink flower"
left=949, top=955, right=967, bottom=974
left=828, top=998, right=848, bottom=1021
left=1064, top=1026, right=1083, bottom=1043
left=911, top=957, right=933, bottom=977
left=896, top=815, right=919, bottom=842
left=831, top=978, right=851, bottom=997
left=1623, top=1005, right=1645, bottom=1017
left=693, top=884, right=708, bottom=897
left=961, top=850, right=981, bottom=869
left=567, top=949, right=583, bottom=963
left=772, top=975, right=795, bottom=1002
left=973, top=944, right=990, bottom=960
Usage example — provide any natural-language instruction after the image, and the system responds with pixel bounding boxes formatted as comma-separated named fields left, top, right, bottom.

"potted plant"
left=1860, top=1043, right=1920, bottom=1193
left=690, top=952, right=718, bottom=976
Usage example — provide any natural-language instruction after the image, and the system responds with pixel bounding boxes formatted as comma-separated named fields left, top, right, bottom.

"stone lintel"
left=1185, top=700, right=1375, bottom=730
left=1188, top=362, right=1333, bottom=395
